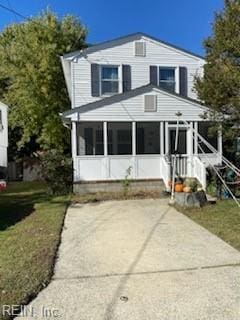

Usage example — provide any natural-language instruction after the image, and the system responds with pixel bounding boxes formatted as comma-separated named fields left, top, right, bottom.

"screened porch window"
left=84, top=128, right=93, bottom=155
left=117, top=130, right=132, bottom=154
left=108, top=122, right=132, bottom=155
left=159, top=67, right=175, bottom=92
left=136, top=122, right=160, bottom=154
left=95, top=129, right=104, bottom=155
left=101, top=66, right=119, bottom=95
left=77, top=122, right=104, bottom=156
left=198, top=122, right=218, bottom=153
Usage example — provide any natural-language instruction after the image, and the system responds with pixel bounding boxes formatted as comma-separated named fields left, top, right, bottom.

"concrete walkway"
left=18, top=199, right=240, bottom=319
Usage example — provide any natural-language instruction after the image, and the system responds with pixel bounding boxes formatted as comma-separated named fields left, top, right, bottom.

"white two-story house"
left=0, top=101, right=8, bottom=178
left=61, top=32, right=222, bottom=192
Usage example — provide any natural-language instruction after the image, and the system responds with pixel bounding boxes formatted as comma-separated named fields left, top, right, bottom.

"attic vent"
left=135, top=41, right=146, bottom=57
left=144, top=95, right=157, bottom=112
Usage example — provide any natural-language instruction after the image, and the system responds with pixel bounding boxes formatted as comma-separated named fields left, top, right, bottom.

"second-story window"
left=101, top=66, right=119, bottom=95
left=159, top=67, right=175, bottom=92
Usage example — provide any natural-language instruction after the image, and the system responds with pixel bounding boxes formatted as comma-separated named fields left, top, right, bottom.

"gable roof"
left=62, top=84, right=208, bottom=118
left=63, top=32, right=205, bottom=61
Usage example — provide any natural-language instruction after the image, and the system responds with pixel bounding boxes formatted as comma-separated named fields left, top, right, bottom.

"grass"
left=177, top=200, right=240, bottom=251
left=0, top=182, right=69, bottom=320
left=2, top=181, right=239, bottom=319
left=0, top=183, right=164, bottom=319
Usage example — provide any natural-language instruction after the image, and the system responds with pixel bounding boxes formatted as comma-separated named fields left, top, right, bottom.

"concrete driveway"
left=18, top=199, right=240, bottom=319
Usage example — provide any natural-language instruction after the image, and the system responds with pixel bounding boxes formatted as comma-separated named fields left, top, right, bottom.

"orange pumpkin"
left=175, top=183, right=183, bottom=193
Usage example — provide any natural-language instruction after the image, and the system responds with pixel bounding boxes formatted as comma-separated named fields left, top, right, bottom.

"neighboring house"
left=0, top=101, right=8, bottom=178
left=61, top=32, right=222, bottom=191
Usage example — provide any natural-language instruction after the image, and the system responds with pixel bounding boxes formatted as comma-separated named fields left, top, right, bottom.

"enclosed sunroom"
left=62, top=85, right=222, bottom=190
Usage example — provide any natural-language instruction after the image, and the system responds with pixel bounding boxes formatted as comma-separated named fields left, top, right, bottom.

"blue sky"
left=0, top=0, right=224, bottom=55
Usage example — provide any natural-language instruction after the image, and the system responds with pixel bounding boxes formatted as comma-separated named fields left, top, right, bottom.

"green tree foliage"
left=0, top=10, right=87, bottom=153
left=40, top=149, right=73, bottom=195
left=195, top=0, right=240, bottom=141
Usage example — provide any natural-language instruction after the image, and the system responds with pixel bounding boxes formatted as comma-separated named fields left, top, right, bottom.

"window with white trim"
left=76, top=122, right=104, bottom=156
left=101, top=66, right=119, bottom=95
left=159, top=67, right=176, bottom=92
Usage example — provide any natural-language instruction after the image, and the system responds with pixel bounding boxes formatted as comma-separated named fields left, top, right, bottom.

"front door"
left=168, top=127, right=188, bottom=177
left=169, top=128, right=187, bottom=155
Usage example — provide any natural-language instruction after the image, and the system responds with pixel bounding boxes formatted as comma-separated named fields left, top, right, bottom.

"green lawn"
left=0, top=182, right=69, bottom=320
left=177, top=200, right=240, bottom=251
left=1, top=182, right=240, bottom=320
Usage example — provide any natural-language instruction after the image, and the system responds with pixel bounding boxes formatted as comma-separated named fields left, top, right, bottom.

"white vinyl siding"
left=0, top=146, right=7, bottom=167
left=70, top=35, right=204, bottom=108
left=68, top=88, right=207, bottom=122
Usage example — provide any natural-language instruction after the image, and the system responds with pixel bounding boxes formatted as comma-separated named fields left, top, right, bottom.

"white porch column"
left=187, top=122, right=194, bottom=176
left=175, top=67, right=180, bottom=94
left=160, top=122, right=164, bottom=155
left=132, top=121, right=136, bottom=178
left=132, top=121, right=136, bottom=156
left=218, top=125, right=223, bottom=164
left=103, top=121, right=109, bottom=179
left=103, top=122, right=108, bottom=156
left=72, top=122, right=77, bottom=182
left=165, top=122, right=169, bottom=154
left=194, top=122, right=198, bottom=155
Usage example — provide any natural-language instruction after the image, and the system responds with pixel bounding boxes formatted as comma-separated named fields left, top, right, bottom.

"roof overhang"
left=62, top=32, right=205, bottom=62
left=60, top=56, right=72, bottom=101
left=62, top=84, right=209, bottom=119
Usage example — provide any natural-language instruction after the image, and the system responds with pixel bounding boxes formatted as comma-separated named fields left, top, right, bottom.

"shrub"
left=122, top=166, right=132, bottom=196
left=40, top=150, right=72, bottom=195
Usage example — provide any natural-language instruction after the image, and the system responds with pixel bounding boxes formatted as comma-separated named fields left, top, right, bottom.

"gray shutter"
left=122, top=65, right=131, bottom=92
left=150, top=66, right=158, bottom=86
left=179, top=67, right=188, bottom=97
left=91, top=64, right=100, bottom=97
